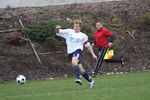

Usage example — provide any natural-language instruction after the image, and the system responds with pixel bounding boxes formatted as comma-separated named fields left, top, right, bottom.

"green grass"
left=0, top=72, right=150, bottom=100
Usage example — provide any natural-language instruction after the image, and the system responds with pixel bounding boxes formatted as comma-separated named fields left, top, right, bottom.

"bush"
left=37, top=10, right=46, bottom=14
left=139, top=12, right=150, bottom=25
left=22, top=20, right=69, bottom=42
left=82, top=24, right=95, bottom=40
left=104, top=18, right=123, bottom=28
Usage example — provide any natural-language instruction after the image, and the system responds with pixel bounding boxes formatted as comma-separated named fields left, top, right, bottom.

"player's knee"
left=72, top=62, right=78, bottom=66
left=80, top=69, right=85, bottom=73
left=71, top=59, right=78, bottom=66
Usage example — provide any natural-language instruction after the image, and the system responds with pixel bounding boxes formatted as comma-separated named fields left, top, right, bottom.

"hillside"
left=0, top=0, right=150, bottom=81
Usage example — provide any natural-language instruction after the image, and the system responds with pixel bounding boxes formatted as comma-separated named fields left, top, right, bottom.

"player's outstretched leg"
left=73, top=65, right=82, bottom=85
left=81, top=72, right=95, bottom=88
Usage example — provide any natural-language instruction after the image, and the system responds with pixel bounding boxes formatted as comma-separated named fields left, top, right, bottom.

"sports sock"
left=82, top=72, right=92, bottom=82
left=73, top=65, right=80, bottom=79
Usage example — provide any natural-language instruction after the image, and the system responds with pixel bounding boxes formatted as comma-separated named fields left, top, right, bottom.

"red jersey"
left=94, top=28, right=113, bottom=48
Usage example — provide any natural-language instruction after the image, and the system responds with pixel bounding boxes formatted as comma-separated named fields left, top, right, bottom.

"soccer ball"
left=16, top=75, right=26, bottom=84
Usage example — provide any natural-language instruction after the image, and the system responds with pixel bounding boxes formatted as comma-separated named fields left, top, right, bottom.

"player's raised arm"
left=55, top=25, right=69, bottom=39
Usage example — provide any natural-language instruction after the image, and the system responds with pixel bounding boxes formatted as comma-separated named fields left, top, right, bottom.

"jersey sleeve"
left=108, top=34, right=116, bottom=43
left=104, top=29, right=113, bottom=36
left=56, top=29, right=69, bottom=39
left=82, top=34, right=88, bottom=43
left=82, top=34, right=91, bottom=47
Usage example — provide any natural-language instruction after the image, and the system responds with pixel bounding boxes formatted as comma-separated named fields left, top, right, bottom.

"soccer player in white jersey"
left=56, top=20, right=97, bottom=88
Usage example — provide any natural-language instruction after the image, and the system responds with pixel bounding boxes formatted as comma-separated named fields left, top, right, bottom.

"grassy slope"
left=0, top=72, right=150, bottom=100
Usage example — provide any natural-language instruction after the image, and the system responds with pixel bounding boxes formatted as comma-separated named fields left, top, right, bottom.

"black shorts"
left=68, top=49, right=82, bottom=64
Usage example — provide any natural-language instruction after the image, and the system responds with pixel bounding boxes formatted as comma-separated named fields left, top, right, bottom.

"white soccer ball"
left=16, top=75, right=26, bottom=84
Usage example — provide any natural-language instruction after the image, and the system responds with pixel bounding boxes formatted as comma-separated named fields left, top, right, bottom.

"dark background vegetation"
left=0, top=0, right=149, bottom=81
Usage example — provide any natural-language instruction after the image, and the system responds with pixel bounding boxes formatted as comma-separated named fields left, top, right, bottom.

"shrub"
left=105, top=18, right=123, bottom=28
left=22, top=20, right=69, bottom=42
left=37, top=10, right=46, bottom=14
left=82, top=24, right=95, bottom=40
left=139, top=12, right=150, bottom=25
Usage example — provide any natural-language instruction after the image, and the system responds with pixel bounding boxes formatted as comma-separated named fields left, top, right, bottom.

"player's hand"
left=108, top=42, right=112, bottom=47
left=56, top=25, right=61, bottom=32
left=56, top=25, right=61, bottom=29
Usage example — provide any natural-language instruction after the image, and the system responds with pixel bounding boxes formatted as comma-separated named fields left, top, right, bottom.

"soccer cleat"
left=89, top=80, right=95, bottom=88
left=75, top=79, right=82, bottom=85
left=121, top=57, right=125, bottom=66
left=91, top=72, right=97, bottom=77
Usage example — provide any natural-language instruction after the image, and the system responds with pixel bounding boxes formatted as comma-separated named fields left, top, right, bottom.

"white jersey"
left=56, top=29, right=88, bottom=54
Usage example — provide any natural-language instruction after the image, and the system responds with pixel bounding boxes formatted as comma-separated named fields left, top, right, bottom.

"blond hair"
left=73, top=20, right=83, bottom=27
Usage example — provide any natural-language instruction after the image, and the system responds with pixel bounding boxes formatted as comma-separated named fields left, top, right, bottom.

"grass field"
left=0, top=72, right=150, bottom=100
